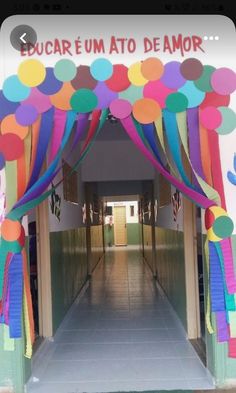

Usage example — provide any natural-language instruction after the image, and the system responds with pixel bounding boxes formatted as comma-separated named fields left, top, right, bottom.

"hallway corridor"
left=27, top=248, right=214, bottom=393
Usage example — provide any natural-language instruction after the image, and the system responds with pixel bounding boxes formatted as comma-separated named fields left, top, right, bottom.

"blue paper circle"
left=179, top=81, right=205, bottom=108
left=90, top=58, right=113, bottom=81
left=38, top=68, right=63, bottom=94
left=3, top=75, right=30, bottom=102
left=0, top=91, right=19, bottom=120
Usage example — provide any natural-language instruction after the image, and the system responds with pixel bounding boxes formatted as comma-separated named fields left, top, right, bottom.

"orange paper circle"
left=1, top=219, right=22, bottom=242
left=1, top=114, right=29, bottom=140
left=132, top=98, right=161, bottom=124
left=141, top=58, right=164, bottom=81
left=50, top=82, right=75, bottom=110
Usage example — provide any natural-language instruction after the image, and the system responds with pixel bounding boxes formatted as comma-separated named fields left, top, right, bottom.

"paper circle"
left=3, top=75, right=30, bottom=102
left=141, top=58, right=164, bottom=81
left=0, top=134, right=24, bottom=161
left=144, top=80, right=174, bottom=109
left=54, top=59, right=77, bottom=82
left=50, top=82, right=75, bottom=110
left=0, top=153, right=5, bottom=169
left=38, top=67, right=63, bottom=94
left=18, top=59, right=46, bottom=87
left=93, top=82, right=118, bottom=109
left=209, top=206, right=228, bottom=219
left=128, top=62, right=148, bottom=86
left=213, top=216, right=234, bottom=239
left=199, top=107, right=222, bottom=130
left=160, top=61, right=186, bottom=89
left=90, top=58, right=113, bottom=81
left=211, top=68, right=236, bottom=95
left=1, top=114, right=29, bottom=139
left=207, top=227, right=222, bottom=242
left=216, top=107, right=236, bottom=135
left=70, top=89, right=98, bottom=113
left=23, top=88, right=52, bottom=113
left=71, top=65, right=97, bottom=90
left=179, top=82, right=205, bottom=108
left=105, top=64, right=130, bottom=92
left=119, top=85, right=143, bottom=104
left=180, top=58, right=203, bottom=80
left=200, top=91, right=230, bottom=109
left=205, top=208, right=215, bottom=230
left=132, top=98, right=161, bottom=124
left=194, top=65, right=215, bottom=92
left=1, top=219, right=22, bottom=242
left=0, top=91, right=19, bottom=120
left=109, top=99, right=132, bottom=119
left=166, top=92, right=188, bottom=113
left=15, top=104, right=38, bottom=126
left=1, top=238, right=22, bottom=253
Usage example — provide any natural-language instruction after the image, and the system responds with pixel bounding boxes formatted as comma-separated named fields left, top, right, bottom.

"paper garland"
left=0, top=57, right=235, bottom=360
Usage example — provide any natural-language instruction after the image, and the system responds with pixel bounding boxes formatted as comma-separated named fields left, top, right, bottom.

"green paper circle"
left=216, top=107, right=236, bottom=135
left=54, top=59, right=77, bottom=82
left=119, top=85, right=143, bottom=104
left=70, top=89, right=98, bottom=113
left=166, top=92, right=188, bottom=113
left=213, top=216, right=234, bottom=238
left=194, top=65, right=216, bottom=92
left=1, top=238, right=23, bottom=253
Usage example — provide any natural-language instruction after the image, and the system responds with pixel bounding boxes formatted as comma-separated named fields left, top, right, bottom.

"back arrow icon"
left=20, top=33, right=26, bottom=44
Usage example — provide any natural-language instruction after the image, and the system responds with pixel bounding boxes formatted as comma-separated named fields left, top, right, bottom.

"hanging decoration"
left=0, top=56, right=236, bottom=359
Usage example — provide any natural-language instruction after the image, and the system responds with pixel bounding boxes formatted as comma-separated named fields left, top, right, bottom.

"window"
left=130, top=205, right=134, bottom=217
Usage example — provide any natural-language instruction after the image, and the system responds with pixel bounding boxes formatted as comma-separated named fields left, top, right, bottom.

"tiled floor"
left=27, top=248, right=214, bottom=393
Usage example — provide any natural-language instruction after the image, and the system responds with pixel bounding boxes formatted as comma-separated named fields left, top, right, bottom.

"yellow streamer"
left=204, top=239, right=214, bottom=334
left=23, top=287, right=33, bottom=358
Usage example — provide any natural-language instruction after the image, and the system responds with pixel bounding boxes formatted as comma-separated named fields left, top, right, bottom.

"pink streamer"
left=121, top=116, right=215, bottom=209
left=220, top=238, right=236, bottom=294
left=48, top=109, right=67, bottom=164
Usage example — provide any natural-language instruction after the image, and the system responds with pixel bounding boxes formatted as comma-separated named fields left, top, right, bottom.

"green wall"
left=50, top=227, right=87, bottom=333
left=90, top=225, right=104, bottom=272
left=143, top=224, right=154, bottom=272
left=155, top=227, right=187, bottom=330
left=104, top=223, right=140, bottom=247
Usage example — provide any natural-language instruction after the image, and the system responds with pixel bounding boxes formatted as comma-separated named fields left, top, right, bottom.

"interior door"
left=114, top=206, right=127, bottom=246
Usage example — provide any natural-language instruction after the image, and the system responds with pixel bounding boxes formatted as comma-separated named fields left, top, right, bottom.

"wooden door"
left=114, top=206, right=127, bottom=246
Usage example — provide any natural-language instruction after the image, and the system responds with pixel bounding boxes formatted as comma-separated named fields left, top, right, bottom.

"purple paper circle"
left=110, top=99, right=132, bottom=119
left=15, top=104, right=38, bottom=126
left=38, top=67, right=63, bottom=95
left=160, top=61, right=186, bottom=89
left=0, top=152, right=5, bottom=170
left=0, top=91, right=19, bottom=120
left=211, top=68, right=236, bottom=95
left=93, top=82, right=118, bottom=109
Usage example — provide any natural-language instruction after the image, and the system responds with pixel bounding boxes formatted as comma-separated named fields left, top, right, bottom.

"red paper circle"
left=106, top=64, right=131, bottom=92
left=0, top=133, right=24, bottom=161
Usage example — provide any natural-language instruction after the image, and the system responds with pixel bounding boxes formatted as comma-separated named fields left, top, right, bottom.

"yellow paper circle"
left=18, top=59, right=46, bottom=87
left=210, top=206, right=228, bottom=219
left=128, top=62, right=148, bottom=86
left=207, top=227, right=222, bottom=242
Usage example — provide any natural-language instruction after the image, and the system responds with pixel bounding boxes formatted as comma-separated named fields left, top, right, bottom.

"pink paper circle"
left=23, top=88, right=52, bottom=113
left=109, top=99, right=132, bottom=119
left=143, top=80, right=174, bottom=108
left=211, top=68, right=236, bottom=95
left=199, top=106, right=222, bottom=130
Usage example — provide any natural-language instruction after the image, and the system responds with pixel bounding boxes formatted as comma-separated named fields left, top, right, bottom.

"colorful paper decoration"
left=0, top=56, right=235, bottom=360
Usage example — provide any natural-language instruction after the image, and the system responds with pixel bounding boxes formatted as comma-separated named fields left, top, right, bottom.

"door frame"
left=114, top=205, right=127, bottom=246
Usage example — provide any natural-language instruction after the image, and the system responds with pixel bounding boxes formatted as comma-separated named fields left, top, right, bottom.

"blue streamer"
left=142, top=123, right=165, bottom=165
left=9, top=253, right=23, bottom=338
left=209, top=241, right=225, bottom=312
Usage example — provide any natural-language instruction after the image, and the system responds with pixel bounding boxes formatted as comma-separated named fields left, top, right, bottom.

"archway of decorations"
left=0, top=57, right=236, bottom=359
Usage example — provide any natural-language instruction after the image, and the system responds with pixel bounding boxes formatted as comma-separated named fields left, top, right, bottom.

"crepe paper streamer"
left=141, top=57, right=164, bottom=81
left=207, top=130, right=226, bottom=210
left=8, top=253, right=23, bottom=338
left=18, top=59, right=46, bottom=87
left=22, top=248, right=34, bottom=348
left=194, top=65, right=216, bottom=92
left=180, top=58, right=203, bottom=80
left=22, top=88, right=52, bottom=114
left=54, top=59, right=77, bottom=82
left=0, top=133, right=24, bottom=161
left=176, top=112, right=220, bottom=204
left=187, top=108, right=205, bottom=180
left=28, top=108, right=54, bottom=188
left=24, top=131, right=32, bottom=185
left=17, top=143, right=27, bottom=199
left=133, top=98, right=161, bottom=124
left=220, top=239, right=236, bottom=294
left=121, top=115, right=215, bottom=209
left=200, top=91, right=230, bottom=109
left=179, top=81, right=205, bottom=108
left=50, top=82, right=75, bottom=111
left=209, top=241, right=225, bottom=311
left=5, top=161, right=17, bottom=213
left=1, top=114, right=29, bottom=140
left=228, top=311, right=236, bottom=338
left=119, top=85, right=144, bottom=104
left=110, top=98, right=132, bottom=120
left=199, top=107, right=222, bottom=130
left=70, top=113, right=90, bottom=152
left=1, top=219, right=21, bottom=242
left=142, top=123, right=165, bottom=165
left=93, top=82, right=118, bottom=109
left=48, top=108, right=67, bottom=164
left=166, top=92, right=188, bottom=113
left=105, top=64, right=130, bottom=92
left=29, top=117, right=41, bottom=181
left=3, top=324, right=15, bottom=351
left=38, top=67, right=63, bottom=94
left=216, top=107, right=236, bottom=135
left=0, top=153, right=5, bottom=170
left=228, top=338, right=236, bottom=357
left=81, top=110, right=102, bottom=153
left=216, top=311, right=230, bottom=342
left=143, top=80, right=174, bottom=109
left=163, top=109, right=194, bottom=189
left=70, top=88, right=98, bottom=113
left=211, top=67, right=236, bottom=95
left=2, top=75, right=31, bottom=102
left=1, top=253, right=12, bottom=318
left=0, top=91, right=19, bottom=120
left=161, top=61, right=186, bottom=89
left=23, top=288, right=32, bottom=358
left=128, top=62, right=148, bottom=86
left=199, top=125, right=213, bottom=187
